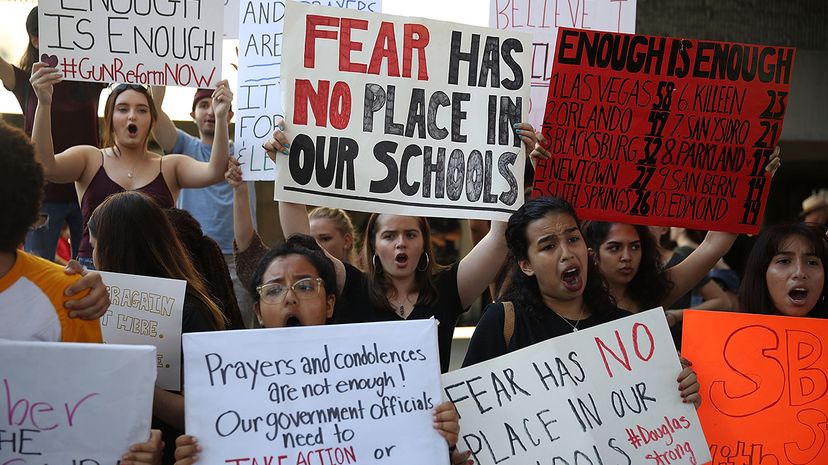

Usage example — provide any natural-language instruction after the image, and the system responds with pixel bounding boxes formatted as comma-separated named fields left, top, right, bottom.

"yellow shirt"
left=0, top=251, right=102, bottom=342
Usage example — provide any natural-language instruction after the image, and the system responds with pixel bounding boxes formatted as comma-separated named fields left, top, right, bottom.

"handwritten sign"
left=0, top=339, right=155, bottom=463
left=38, top=0, right=223, bottom=87
left=489, top=0, right=637, bottom=127
left=682, top=310, right=828, bottom=465
left=98, top=271, right=186, bottom=391
left=275, top=3, right=531, bottom=220
left=183, top=320, right=447, bottom=464
left=442, top=308, right=710, bottom=465
left=235, top=0, right=382, bottom=181
left=532, top=29, right=795, bottom=234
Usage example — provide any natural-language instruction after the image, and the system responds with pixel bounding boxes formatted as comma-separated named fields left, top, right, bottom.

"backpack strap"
left=502, top=301, right=515, bottom=347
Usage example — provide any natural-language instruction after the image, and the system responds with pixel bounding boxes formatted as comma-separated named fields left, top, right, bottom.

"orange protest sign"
left=682, top=310, right=828, bottom=465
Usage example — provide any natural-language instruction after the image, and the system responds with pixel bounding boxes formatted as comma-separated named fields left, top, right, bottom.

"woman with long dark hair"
left=88, top=191, right=226, bottom=463
left=739, top=222, right=827, bottom=317
left=29, top=62, right=233, bottom=268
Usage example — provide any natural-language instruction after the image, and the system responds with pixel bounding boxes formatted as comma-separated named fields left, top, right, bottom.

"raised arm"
left=30, top=62, right=89, bottom=183
left=456, top=220, right=508, bottom=308
left=226, top=157, right=255, bottom=252
left=0, top=56, right=15, bottom=90
left=149, top=85, right=178, bottom=153
left=661, top=231, right=736, bottom=308
left=172, top=80, right=232, bottom=188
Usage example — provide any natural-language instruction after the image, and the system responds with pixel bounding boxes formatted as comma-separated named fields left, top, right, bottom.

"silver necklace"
left=555, top=308, right=583, bottom=332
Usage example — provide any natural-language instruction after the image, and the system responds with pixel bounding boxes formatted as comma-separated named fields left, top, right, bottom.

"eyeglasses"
left=256, top=278, right=325, bottom=304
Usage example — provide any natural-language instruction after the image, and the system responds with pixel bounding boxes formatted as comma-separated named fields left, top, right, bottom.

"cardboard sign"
left=441, top=308, right=710, bottom=465
left=235, top=0, right=382, bottom=181
left=0, top=339, right=155, bottom=462
left=183, top=320, right=447, bottom=465
left=99, top=271, right=186, bottom=391
left=38, top=0, right=223, bottom=87
left=682, top=310, right=828, bottom=465
left=275, top=2, right=531, bottom=220
left=533, top=29, right=795, bottom=234
left=489, top=0, right=637, bottom=128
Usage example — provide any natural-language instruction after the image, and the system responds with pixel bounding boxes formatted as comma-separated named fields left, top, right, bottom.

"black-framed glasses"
left=256, top=278, right=324, bottom=304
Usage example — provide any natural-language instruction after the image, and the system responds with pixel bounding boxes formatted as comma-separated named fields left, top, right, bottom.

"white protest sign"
left=225, top=0, right=240, bottom=39
left=38, top=0, right=223, bottom=87
left=183, top=320, right=448, bottom=465
left=0, top=339, right=155, bottom=462
left=489, top=0, right=636, bottom=127
left=275, top=2, right=531, bottom=221
left=442, top=308, right=710, bottom=465
left=236, top=0, right=382, bottom=181
left=99, top=271, right=186, bottom=391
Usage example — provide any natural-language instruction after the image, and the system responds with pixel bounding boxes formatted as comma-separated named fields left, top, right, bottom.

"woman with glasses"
left=172, top=234, right=461, bottom=462
left=29, top=61, right=233, bottom=268
left=88, top=191, right=226, bottom=463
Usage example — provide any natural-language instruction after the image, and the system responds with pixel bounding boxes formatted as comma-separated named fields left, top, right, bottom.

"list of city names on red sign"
left=533, top=28, right=795, bottom=233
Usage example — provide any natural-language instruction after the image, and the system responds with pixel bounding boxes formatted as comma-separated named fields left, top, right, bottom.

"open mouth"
left=284, top=315, right=302, bottom=327
left=395, top=253, right=408, bottom=266
left=127, top=123, right=138, bottom=135
left=789, top=288, right=809, bottom=303
left=561, top=266, right=583, bottom=292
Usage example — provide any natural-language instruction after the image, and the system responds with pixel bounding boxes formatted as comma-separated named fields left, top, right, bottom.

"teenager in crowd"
left=256, top=120, right=540, bottom=372
left=88, top=191, right=226, bottom=463
left=310, top=206, right=359, bottom=265
left=739, top=222, right=827, bottom=318
left=461, top=197, right=700, bottom=388
left=0, top=6, right=104, bottom=261
left=172, top=235, right=460, bottom=463
left=29, top=61, right=233, bottom=268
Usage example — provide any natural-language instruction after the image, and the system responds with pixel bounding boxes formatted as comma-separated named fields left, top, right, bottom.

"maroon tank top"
left=78, top=152, right=174, bottom=258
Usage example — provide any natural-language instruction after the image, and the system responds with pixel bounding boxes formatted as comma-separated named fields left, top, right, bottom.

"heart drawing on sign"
left=40, top=53, right=59, bottom=68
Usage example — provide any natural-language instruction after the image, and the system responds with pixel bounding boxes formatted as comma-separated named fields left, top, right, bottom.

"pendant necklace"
left=555, top=307, right=584, bottom=332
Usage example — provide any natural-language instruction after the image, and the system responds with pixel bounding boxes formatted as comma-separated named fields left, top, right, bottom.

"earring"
left=417, top=252, right=430, bottom=272
left=372, top=254, right=381, bottom=273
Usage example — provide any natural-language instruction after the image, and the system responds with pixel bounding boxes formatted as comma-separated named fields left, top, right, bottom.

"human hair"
left=309, top=206, right=357, bottom=263
left=583, top=221, right=673, bottom=309
left=0, top=120, right=43, bottom=252
left=165, top=208, right=245, bottom=330
left=248, top=234, right=338, bottom=305
left=739, top=223, right=828, bottom=315
left=362, top=214, right=445, bottom=312
left=87, top=192, right=226, bottom=330
left=101, top=85, right=158, bottom=148
left=19, top=7, right=38, bottom=73
left=502, top=197, right=616, bottom=321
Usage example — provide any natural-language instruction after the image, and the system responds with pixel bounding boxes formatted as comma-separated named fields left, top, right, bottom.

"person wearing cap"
left=800, top=189, right=828, bottom=227
left=150, top=85, right=256, bottom=328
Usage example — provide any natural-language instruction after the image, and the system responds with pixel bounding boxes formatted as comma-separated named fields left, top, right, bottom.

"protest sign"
left=0, top=339, right=155, bottom=462
left=225, top=0, right=240, bottom=39
left=38, top=0, right=223, bottom=87
left=99, top=271, right=186, bottom=391
left=532, top=29, right=795, bottom=234
left=275, top=3, right=531, bottom=220
left=183, top=320, right=447, bottom=465
left=236, top=0, right=382, bottom=181
left=490, top=0, right=637, bottom=128
left=442, top=308, right=710, bottom=465
left=683, top=310, right=828, bottom=465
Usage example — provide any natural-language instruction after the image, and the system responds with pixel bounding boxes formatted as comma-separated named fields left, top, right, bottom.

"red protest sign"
left=533, top=28, right=795, bottom=234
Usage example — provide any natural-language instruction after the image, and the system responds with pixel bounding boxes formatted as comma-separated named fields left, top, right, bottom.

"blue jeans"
left=25, top=201, right=83, bottom=262
left=77, top=256, right=95, bottom=270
